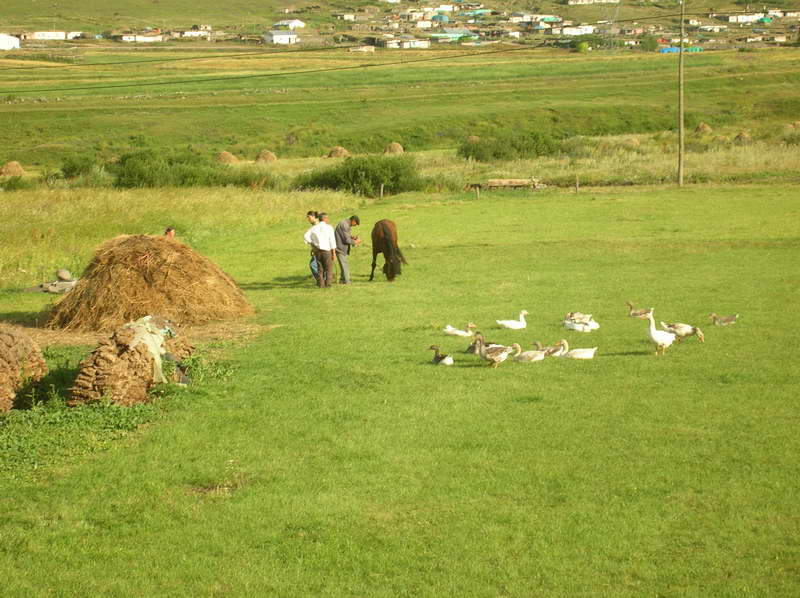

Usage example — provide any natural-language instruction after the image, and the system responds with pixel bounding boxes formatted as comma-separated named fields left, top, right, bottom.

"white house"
left=728, top=14, right=764, bottom=24
left=121, top=33, right=163, bottom=42
left=272, top=19, right=306, bottom=30
left=0, top=33, right=20, bottom=50
left=31, top=31, right=67, bottom=40
left=263, top=30, right=299, bottom=44
left=699, top=25, right=727, bottom=32
left=562, top=25, right=597, bottom=35
left=181, top=30, right=210, bottom=38
left=402, top=38, right=430, bottom=48
left=416, top=20, right=433, bottom=29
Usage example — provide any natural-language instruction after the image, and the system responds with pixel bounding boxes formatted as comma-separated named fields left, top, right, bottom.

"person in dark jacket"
left=334, top=215, right=361, bottom=284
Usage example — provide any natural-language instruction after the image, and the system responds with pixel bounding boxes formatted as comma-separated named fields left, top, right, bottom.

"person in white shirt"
left=309, top=212, right=337, bottom=288
left=303, top=211, right=320, bottom=284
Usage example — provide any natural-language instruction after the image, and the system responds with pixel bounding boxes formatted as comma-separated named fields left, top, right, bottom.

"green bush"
left=0, top=176, right=36, bottom=192
left=457, top=132, right=560, bottom=162
left=292, top=155, right=425, bottom=196
left=112, top=150, right=276, bottom=189
left=61, top=154, right=99, bottom=179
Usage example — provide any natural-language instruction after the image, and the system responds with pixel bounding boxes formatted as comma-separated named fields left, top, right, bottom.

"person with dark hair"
left=308, top=212, right=336, bottom=288
left=303, top=211, right=320, bottom=284
left=334, top=214, right=361, bottom=285
left=164, top=226, right=176, bottom=238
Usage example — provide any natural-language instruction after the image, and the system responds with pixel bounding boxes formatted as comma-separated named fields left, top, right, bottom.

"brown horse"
left=369, top=219, right=407, bottom=281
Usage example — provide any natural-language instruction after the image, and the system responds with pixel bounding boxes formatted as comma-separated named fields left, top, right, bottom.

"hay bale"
left=46, top=234, right=253, bottom=331
left=327, top=146, right=351, bottom=158
left=695, top=122, right=713, bottom=134
left=466, top=135, right=481, bottom=144
left=69, top=318, right=194, bottom=407
left=713, top=135, right=730, bottom=144
left=384, top=142, right=404, bottom=155
left=0, top=326, right=48, bottom=412
left=734, top=131, right=752, bottom=145
left=255, top=149, right=277, bottom=163
left=216, top=151, right=239, bottom=164
left=0, top=161, right=25, bottom=176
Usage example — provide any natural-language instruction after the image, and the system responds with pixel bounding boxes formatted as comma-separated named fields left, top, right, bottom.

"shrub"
left=457, top=132, right=560, bottom=162
left=782, top=132, right=800, bottom=146
left=292, top=155, right=425, bottom=196
left=0, top=176, right=36, bottom=192
left=61, top=154, right=99, bottom=179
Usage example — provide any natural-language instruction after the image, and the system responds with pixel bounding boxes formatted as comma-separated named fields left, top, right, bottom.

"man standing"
left=303, top=211, right=320, bottom=284
left=309, top=212, right=337, bottom=288
left=334, top=215, right=361, bottom=285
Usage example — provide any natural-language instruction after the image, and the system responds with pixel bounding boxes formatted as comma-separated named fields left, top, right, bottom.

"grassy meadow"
left=1, top=183, right=799, bottom=595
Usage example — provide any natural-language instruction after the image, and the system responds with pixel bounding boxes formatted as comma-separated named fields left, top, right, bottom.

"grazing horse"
left=369, top=219, right=407, bottom=281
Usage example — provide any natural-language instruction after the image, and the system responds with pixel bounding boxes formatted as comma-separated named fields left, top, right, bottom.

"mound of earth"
left=216, top=151, right=239, bottom=164
left=46, top=234, right=253, bottom=331
left=384, top=142, right=404, bottom=154
left=327, top=146, right=350, bottom=158
left=0, top=326, right=48, bottom=412
left=255, top=149, right=277, bottom=163
left=695, top=122, right=713, bottom=134
left=0, top=161, right=25, bottom=176
left=70, top=316, right=194, bottom=406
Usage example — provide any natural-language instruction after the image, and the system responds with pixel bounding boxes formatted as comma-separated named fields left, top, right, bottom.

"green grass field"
left=1, top=183, right=798, bottom=595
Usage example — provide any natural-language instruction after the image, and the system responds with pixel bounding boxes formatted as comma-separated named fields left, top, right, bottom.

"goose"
left=626, top=301, right=652, bottom=319
left=565, top=311, right=593, bottom=324
left=552, top=339, right=597, bottom=360
left=544, top=339, right=567, bottom=357
left=511, top=342, right=547, bottom=362
left=660, top=321, right=705, bottom=342
left=443, top=322, right=476, bottom=337
left=563, top=317, right=600, bottom=332
left=473, top=333, right=514, bottom=368
left=429, top=345, right=454, bottom=366
left=465, top=336, right=504, bottom=354
left=645, top=310, right=675, bottom=355
left=709, top=313, right=738, bottom=326
left=496, top=310, right=528, bottom=330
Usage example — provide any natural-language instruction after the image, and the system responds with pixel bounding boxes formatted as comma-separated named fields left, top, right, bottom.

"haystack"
left=327, top=146, right=351, bottom=158
left=466, top=135, right=481, bottom=144
left=0, top=161, right=25, bottom=176
left=384, top=142, right=404, bottom=154
left=0, top=326, right=48, bottom=412
left=734, top=131, right=752, bottom=145
left=695, top=122, right=713, bottom=134
left=623, top=137, right=640, bottom=148
left=70, top=317, right=195, bottom=406
left=255, top=149, right=277, bottom=163
left=216, top=151, right=239, bottom=164
left=46, top=234, right=253, bottom=331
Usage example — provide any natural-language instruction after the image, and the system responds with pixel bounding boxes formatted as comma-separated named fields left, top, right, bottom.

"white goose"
left=497, top=310, right=528, bottom=330
left=511, top=342, right=547, bottom=362
left=563, top=318, right=600, bottom=333
left=552, top=339, right=597, bottom=360
left=443, top=323, right=476, bottom=337
left=646, top=310, right=675, bottom=355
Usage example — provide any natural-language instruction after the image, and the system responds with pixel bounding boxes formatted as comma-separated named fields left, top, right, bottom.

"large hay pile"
left=0, top=161, right=25, bottom=176
left=0, top=326, right=48, bottom=412
left=217, top=151, right=239, bottom=164
left=47, top=235, right=253, bottom=331
left=384, top=142, right=404, bottom=154
left=70, top=318, right=194, bottom=406
left=255, top=149, right=277, bottom=163
left=327, top=146, right=351, bottom=158
left=695, top=122, right=713, bottom=134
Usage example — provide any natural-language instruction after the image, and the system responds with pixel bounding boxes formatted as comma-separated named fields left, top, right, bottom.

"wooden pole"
left=678, top=0, right=686, bottom=186
left=380, top=183, right=384, bottom=199
left=575, top=174, right=579, bottom=193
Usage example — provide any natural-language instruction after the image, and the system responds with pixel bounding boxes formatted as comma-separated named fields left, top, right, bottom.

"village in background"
left=1, top=1, right=798, bottom=53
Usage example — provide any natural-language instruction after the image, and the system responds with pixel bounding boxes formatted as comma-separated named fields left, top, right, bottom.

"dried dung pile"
left=255, top=149, right=277, bottom=163
left=70, top=316, right=194, bottom=406
left=0, top=326, right=48, bottom=412
left=216, top=151, right=239, bottom=164
left=47, top=234, right=253, bottom=331
left=0, top=161, right=25, bottom=176
left=695, top=122, right=713, bottom=134
left=327, top=146, right=351, bottom=158
left=384, top=142, right=404, bottom=154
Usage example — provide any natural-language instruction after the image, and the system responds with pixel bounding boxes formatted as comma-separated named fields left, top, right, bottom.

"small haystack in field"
left=734, top=131, right=752, bottom=145
left=384, top=142, right=404, bottom=154
left=70, top=316, right=194, bottom=406
left=47, top=234, right=253, bottom=331
left=466, top=135, right=481, bottom=144
left=623, top=137, right=640, bottom=148
left=695, top=122, right=713, bottom=134
left=0, top=326, right=48, bottom=412
left=327, top=146, right=351, bottom=158
left=0, top=161, right=25, bottom=176
left=216, top=151, right=239, bottom=164
left=255, top=149, right=277, bottom=163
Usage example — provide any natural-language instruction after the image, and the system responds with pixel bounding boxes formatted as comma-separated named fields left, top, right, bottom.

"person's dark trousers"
left=315, top=249, right=334, bottom=288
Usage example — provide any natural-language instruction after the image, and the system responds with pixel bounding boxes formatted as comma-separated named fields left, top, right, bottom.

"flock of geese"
left=430, top=303, right=739, bottom=368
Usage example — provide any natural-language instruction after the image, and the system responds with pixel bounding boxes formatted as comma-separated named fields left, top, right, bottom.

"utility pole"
left=678, top=0, right=686, bottom=186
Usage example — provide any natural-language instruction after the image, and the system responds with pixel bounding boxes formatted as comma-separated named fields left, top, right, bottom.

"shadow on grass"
left=13, top=363, right=80, bottom=410
left=513, top=395, right=544, bottom=404
left=240, top=276, right=313, bottom=290
left=602, top=350, right=651, bottom=357
left=0, top=310, right=49, bottom=328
